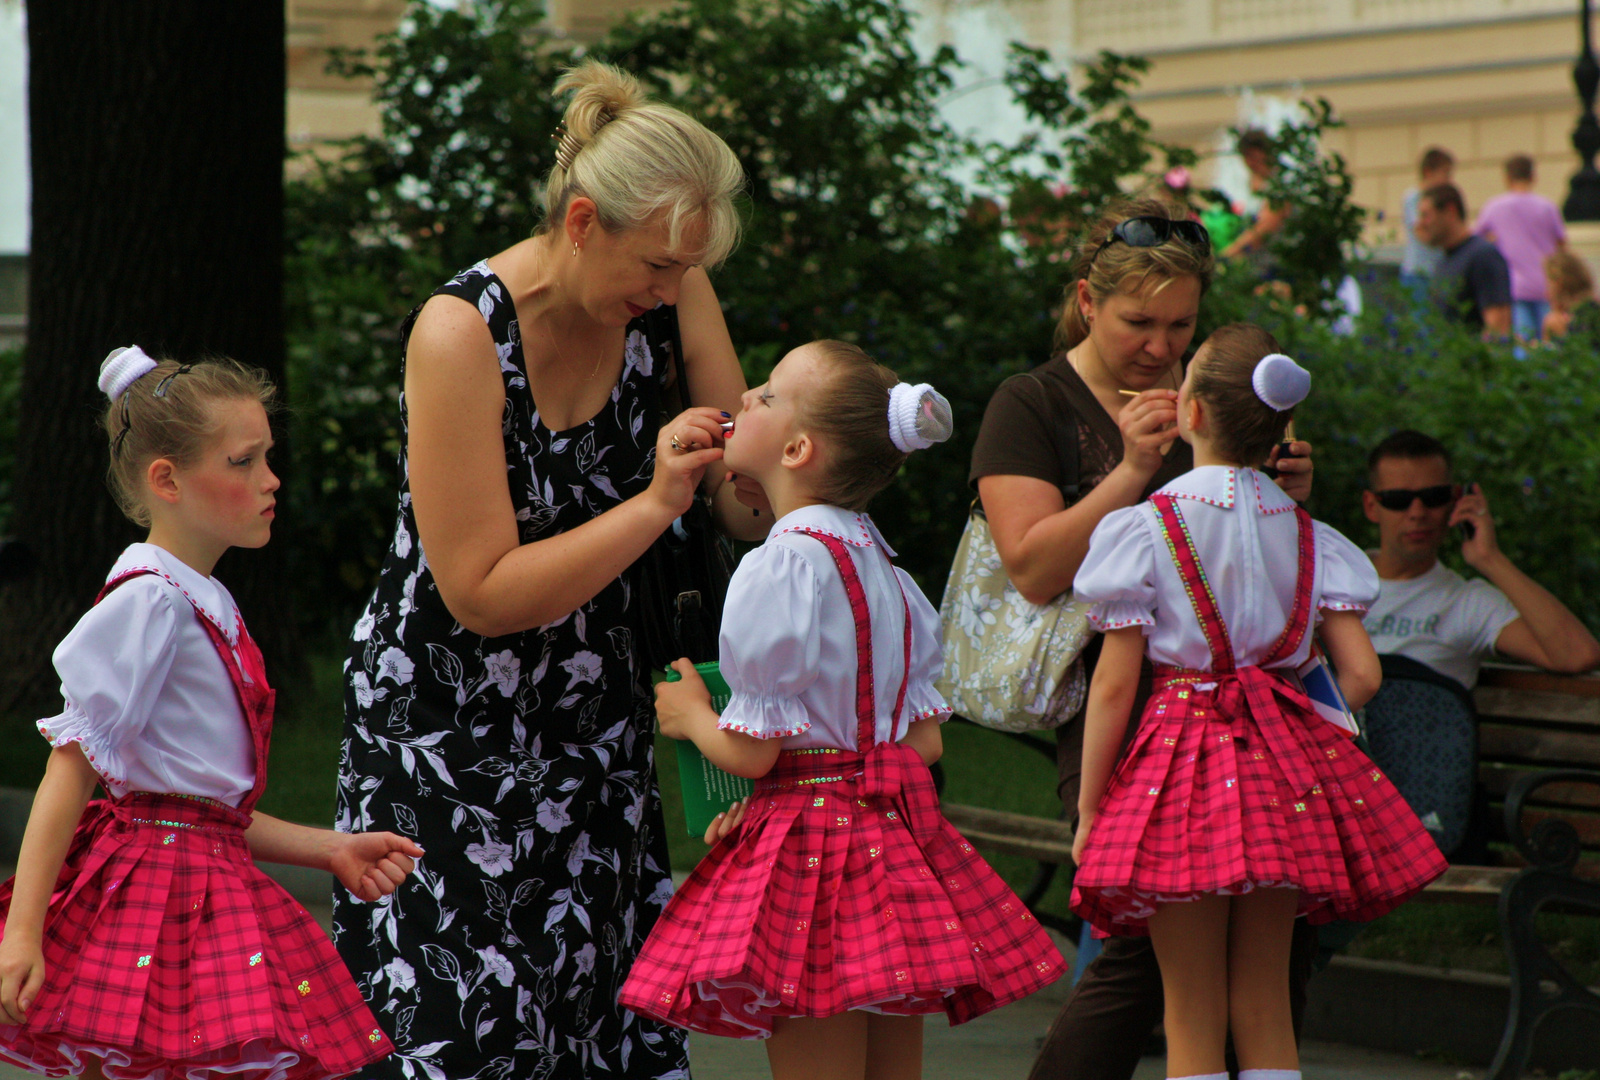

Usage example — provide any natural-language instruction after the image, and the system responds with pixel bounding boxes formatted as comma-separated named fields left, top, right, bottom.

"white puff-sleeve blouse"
left=35, top=544, right=257, bottom=805
left=717, top=504, right=950, bottom=749
left=1073, top=467, right=1380, bottom=672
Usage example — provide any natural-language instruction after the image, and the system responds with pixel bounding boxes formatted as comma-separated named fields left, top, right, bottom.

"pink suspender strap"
left=1259, top=505, right=1317, bottom=668
left=1150, top=495, right=1236, bottom=674
left=97, top=569, right=276, bottom=811
left=791, top=529, right=913, bottom=753
left=1150, top=495, right=1316, bottom=673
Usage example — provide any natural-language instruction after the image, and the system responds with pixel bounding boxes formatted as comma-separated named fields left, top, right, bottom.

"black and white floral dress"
left=333, top=262, right=690, bottom=1080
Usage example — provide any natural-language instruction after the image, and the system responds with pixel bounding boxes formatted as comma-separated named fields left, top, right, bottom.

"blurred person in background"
left=1475, top=154, right=1566, bottom=342
left=1221, top=129, right=1288, bottom=272
left=1541, top=248, right=1598, bottom=341
left=1400, top=147, right=1454, bottom=298
left=1415, top=184, right=1512, bottom=338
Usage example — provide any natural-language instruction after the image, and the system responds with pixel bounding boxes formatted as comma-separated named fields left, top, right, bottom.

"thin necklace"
left=542, top=248, right=608, bottom=379
left=541, top=317, right=608, bottom=379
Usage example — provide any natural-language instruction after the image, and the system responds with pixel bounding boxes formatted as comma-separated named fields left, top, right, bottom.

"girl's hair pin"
left=153, top=364, right=194, bottom=399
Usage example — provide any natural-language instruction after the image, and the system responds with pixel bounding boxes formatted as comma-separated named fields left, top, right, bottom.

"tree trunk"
left=0, top=2, right=295, bottom=720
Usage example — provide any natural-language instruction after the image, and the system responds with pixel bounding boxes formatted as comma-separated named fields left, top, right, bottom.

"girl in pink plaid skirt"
left=0, top=349, right=424, bottom=1080
left=619, top=341, right=1065, bottom=1079
left=1068, top=325, right=1447, bottom=1080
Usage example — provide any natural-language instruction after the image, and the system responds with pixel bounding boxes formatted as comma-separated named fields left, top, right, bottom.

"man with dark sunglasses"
left=1361, top=430, right=1598, bottom=689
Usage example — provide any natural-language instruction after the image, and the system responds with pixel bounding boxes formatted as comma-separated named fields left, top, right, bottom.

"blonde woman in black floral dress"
left=333, top=61, right=767, bottom=1080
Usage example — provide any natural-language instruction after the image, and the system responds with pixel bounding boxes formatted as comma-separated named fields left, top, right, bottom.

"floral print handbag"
left=935, top=506, right=1091, bottom=732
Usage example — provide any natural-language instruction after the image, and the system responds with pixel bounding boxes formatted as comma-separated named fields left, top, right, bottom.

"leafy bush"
left=1246, top=98, right=1366, bottom=314
left=282, top=0, right=1204, bottom=621
left=1215, top=278, right=1600, bottom=631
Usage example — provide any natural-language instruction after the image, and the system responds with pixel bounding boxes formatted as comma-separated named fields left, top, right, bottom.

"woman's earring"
left=572, top=243, right=580, bottom=258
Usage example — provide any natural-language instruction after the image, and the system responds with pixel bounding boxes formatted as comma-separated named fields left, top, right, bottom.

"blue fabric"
left=1513, top=299, right=1549, bottom=341
left=1070, top=919, right=1103, bottom=985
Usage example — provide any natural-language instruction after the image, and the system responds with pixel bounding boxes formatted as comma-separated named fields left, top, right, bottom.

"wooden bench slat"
left=942, top=802, right=1074, bottom=865
left=1478, top=763, right=1600, bottom=809
left=1474, top=686, right=1600, bottom=727
left=1478, top=666, right=1600, bottom=698
left=1419, top=865, right=1517, bottom=905
left=1478, top=724, right=1600, bottom=768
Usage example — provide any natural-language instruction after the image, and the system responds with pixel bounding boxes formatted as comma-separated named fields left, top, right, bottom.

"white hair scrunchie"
left=1251, top=352, right=1311, bottom=412
left=887, top=382, right=954, bottom=453
left=98, top=345, right=158, bottom=400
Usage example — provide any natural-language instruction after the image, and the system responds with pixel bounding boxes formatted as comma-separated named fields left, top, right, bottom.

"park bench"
left=940, top=664, right=1600, bottom=1080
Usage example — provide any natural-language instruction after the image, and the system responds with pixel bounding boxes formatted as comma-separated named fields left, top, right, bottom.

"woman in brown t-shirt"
left=967, top=198, right=1314, bottom=1080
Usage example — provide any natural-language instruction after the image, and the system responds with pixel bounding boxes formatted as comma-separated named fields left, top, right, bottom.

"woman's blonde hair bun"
left=543, top=59, right=744, bottom=269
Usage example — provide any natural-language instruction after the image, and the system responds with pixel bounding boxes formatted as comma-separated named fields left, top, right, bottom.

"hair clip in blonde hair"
left=887, top=382, right=954, bottom=453
left=551, top=107, right=615, bottom=175
left=1251, top=352, right=1311, bottom=411
left=98, top=345, right=158, bottom=401
left=553, top=124, right=582, bottom=173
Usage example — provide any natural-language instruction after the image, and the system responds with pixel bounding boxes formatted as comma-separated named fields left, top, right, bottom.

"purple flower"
left=383, top=957, right=416, bottom=993
left=559, top=651, right=603, bottom=691
left=465, top=839, right=515, bottom=878
left=485, top=650, right=521, bottom=697
left=477, top=945, right=516, bottom=987
left=376, top=646, right=415, bottom=686
left=536, top=797, right=573, bottom=833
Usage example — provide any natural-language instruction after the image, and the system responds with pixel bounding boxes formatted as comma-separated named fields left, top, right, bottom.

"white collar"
left=769, top=504, right=897, bottom=556
left=108, top=543, right=240, bottom=643
left=1155, top=466, right=1295, bottom=516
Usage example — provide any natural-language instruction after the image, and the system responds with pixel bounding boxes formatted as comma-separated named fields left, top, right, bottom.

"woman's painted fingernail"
left=720, top=411, right=731, bottom=418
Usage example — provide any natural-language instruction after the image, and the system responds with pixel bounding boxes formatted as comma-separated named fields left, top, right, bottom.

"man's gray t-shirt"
left=1436, top=234, right=1512, bottom=329
left=1363, top=560, right=1519, bottom=688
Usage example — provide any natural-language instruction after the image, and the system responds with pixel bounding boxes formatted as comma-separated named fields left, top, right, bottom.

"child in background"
left=0, top=347, right=423, bottom=1080
left=620, top=341, right=1064, bottom=1080
left=1541, top=248, right=1598, bottom=341
left=1069, top=325, right=1447, bottom=1080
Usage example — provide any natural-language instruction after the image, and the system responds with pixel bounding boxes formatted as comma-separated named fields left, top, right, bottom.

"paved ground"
left=0, top=872, right=1499, bottom=1080
left=681, top=934, right=1493, bottom=1080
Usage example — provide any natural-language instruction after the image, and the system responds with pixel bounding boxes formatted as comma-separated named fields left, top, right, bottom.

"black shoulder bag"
left=631, top=307, right=737, bottom=672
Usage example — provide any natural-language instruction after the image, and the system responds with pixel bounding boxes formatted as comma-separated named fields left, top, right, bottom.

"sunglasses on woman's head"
left=1371, top=485, right=1455, bottom=511
left=1090, top=216, right=1212, bottom=266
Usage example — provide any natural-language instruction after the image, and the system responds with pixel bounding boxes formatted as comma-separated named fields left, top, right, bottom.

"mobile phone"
left=1457, top=481, right=1476, bottom=540
left=1262, top=439, right=1298, bottom=480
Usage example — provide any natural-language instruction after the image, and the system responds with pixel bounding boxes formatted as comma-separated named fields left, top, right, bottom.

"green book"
left=663, top=661, right=755, bottom=838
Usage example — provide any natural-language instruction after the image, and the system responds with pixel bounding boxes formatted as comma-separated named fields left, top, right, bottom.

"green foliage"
left=283, top=1, right=576, bottom=622
left=1245, top=99, right=1366, bottom=313
left=593, top=0, right=1059, bottom=589
left=274, top=0, right=1397, bottom=631
left=1002, top=47, right=1196, bottom=227
left=1211, top=278, right=1600, bottom=633
left=283, top=0, right=1200, bottom=613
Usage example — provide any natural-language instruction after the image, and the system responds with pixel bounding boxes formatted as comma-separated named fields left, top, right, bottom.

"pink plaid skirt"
left=0, top=793, right=391, bottom=1080
left=1071, top=671, right=1449, bottom=937
left=620, top=742, right=1064, bottom=1038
